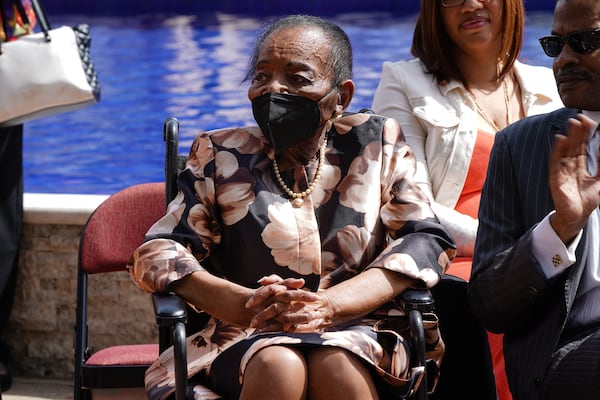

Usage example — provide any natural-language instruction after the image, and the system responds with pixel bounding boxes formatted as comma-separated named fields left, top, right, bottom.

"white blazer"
left=372, top=58, right=563, bottom=256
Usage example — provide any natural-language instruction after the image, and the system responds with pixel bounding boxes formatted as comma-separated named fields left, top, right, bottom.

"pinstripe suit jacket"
left=469, top=107, right=590, bottom=400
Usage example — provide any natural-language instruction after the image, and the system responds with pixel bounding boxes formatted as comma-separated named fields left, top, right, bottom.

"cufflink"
left=552, top=254, right=563, bottom=267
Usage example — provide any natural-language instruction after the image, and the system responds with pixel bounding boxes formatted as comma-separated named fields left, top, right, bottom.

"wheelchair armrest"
left=152, top=292, right=190, bottom=400
left=152, top=292, right=188, bottom=326
left=400, top=289, right=435, bottom=314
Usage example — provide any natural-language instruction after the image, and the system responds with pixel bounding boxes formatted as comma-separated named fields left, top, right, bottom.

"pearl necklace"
left=272, top=135, right=327, bottom=208
left=467, top=77, right=511, bottom=132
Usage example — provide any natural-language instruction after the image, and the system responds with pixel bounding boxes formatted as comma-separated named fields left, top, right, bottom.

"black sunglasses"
left=539, top=29, right=600, bottom=57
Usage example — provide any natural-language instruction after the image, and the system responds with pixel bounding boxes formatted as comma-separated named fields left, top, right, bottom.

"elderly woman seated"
left=128, top=14, right=455, bottom=400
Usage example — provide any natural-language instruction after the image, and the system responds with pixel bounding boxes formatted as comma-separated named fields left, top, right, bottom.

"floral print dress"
left=128, top=112, right=455, bottom=399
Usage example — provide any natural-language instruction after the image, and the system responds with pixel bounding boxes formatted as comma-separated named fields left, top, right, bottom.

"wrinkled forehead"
left=260, top=26, right=333, bottom=67
left=552, top=0, right=600, bottom=34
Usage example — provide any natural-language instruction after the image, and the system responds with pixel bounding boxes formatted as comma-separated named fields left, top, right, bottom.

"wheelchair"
left=154, top=117, right=440, bottom=400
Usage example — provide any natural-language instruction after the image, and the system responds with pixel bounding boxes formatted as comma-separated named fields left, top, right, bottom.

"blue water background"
left=24, top=9, right=556, bottom=195
left=38, top=1, right=554, bottom=17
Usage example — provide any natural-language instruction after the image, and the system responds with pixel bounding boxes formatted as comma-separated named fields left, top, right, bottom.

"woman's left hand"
left=246, top=275, right=333, bottom=332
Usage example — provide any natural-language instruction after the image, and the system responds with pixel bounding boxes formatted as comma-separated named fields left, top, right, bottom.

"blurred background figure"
left=0, top=0, right=36, bottom=391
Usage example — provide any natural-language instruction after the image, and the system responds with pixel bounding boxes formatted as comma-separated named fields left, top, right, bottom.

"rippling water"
left=23, top=11, right=555, bottom=194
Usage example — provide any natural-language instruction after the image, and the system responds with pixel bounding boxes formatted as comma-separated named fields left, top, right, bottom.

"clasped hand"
left=245, top=274, right=334, bottom=333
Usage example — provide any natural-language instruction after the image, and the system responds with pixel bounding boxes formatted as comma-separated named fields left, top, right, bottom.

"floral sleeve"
left=370, top=117, right=455, bottom=288
left=128, top=132, right=224, bottom=293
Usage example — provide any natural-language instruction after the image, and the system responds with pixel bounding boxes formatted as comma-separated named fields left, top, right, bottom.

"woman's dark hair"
left=244, top=14, right=353, bottom=86
left=411, top=0, right=525, bottom=85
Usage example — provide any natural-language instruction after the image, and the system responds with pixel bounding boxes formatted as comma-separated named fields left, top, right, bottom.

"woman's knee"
left=254, top=345, right=305, bottom=366
left=241, top=346, right=308, bottom=400
left=307, top=347, right=378, bottom=400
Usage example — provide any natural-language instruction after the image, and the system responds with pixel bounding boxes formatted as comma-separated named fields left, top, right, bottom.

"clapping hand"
left=549, top=113, right=600, bottom=244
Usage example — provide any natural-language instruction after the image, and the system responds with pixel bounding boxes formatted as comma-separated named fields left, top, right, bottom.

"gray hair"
left=243, top=14, right=353, bottom=86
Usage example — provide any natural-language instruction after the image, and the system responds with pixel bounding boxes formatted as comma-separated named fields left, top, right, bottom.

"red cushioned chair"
left=73, top=181, right=168, bottom=400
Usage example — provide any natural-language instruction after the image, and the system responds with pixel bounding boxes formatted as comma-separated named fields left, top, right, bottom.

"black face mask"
left=251, top=91, right=334, bottom=154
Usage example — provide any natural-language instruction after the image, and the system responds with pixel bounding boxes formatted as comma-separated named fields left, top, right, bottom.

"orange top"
left=446, top=129, right=494, bottom=281
left=454, top=129, right=494, bottom=219
left=447, top=129, right=512, bottom=400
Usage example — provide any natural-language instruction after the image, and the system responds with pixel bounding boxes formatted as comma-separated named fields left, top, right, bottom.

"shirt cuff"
left=531, top=211, right=581, bottom=279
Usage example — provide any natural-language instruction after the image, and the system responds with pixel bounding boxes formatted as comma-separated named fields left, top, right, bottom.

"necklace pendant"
left=292, top=197, right=304, bottom=208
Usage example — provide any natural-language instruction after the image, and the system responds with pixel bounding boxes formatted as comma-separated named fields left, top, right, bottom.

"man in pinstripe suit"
left=469, top=0, right=600, bottom=399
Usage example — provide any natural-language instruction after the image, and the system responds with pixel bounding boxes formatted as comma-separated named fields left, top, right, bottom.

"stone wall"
left=0, top=194, right=158, bottom=380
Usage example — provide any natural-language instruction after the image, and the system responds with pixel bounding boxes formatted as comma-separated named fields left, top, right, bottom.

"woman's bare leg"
left=240, top=346, right=308, bottom=400
left=307, top=347, right=379, bottom=400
